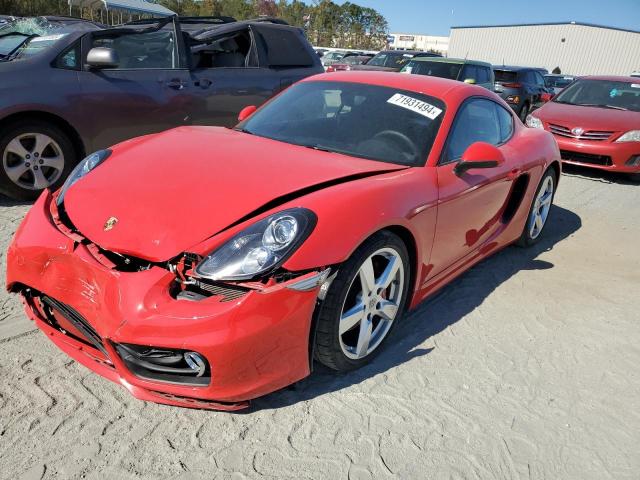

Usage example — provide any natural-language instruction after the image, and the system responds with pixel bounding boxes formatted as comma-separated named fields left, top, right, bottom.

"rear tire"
left=517, top=168, right=557, bottom=247
left=314, top=231, right=410, bottom=372
left=0, top=121, right=76, bottom=201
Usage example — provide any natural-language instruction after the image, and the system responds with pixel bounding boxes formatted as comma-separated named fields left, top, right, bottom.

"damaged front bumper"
left=6, top=192, right=327, bottom=410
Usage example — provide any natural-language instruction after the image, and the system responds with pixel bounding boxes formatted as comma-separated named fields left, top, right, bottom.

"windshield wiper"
left=300, top=143, right=382, bottom=162
left=576, top=103, right=628, bottom=111
left=233, top=127, right=254, bottom=135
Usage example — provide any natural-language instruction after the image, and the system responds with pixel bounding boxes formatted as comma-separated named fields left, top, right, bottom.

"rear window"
left=403, top=60, right=462, bottom=80
left=254, top=26, right=314, bottom=67
left=367, top=51, right=414, bottom=68
left=494, top=69, right=518, bottom=83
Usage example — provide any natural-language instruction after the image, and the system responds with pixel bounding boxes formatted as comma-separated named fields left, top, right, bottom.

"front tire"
left=314, top=231, right=410, bottom=371
left=0, top=120, right=76, bottom=201
left=517, top=168, right=557, bottom=247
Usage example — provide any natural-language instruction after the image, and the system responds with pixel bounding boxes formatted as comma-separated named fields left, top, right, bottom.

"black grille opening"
left=560, top=150, right=613, bottom=166
left=39, top=295, right=108, bottom=356
left=626, top=155, right=640, bottom=167
left=114, top=343, right=211, bottom=386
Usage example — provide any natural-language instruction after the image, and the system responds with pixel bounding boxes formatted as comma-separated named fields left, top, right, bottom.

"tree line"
left=0, top=0, right=389, bottom=50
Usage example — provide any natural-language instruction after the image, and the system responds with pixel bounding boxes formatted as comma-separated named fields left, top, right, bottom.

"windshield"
left=545, top=76, right=574, bottom=88
left=403, top=60, right=462, bottom=80
left=9, top=33, right=68, bottom=60
left=494, top=70, right=518, bottom=83
left=367, top=51, right=414, bottom=68
left=0, top=32, right=30, bottom=56
left=553, top=78, right=640, bottom=112
left=237, top=81, right=446, bottom=166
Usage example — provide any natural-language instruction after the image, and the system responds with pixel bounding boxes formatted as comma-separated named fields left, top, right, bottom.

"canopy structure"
left=68, top=0, right=176, bottom=18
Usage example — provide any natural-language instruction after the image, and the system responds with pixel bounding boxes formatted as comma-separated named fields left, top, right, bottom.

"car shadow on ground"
left=252, top=204, right=582, bottom=411
left=561, top=164, right=639, bottom=186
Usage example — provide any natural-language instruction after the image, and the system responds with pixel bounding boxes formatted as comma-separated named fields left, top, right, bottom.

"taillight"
left=502, top=82, right=522, bottom=88
left=326, top=65, right=335, bottom=72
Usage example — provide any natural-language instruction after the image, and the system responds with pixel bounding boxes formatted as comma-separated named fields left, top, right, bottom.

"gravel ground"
left=1, top=166, right=639, bottom=480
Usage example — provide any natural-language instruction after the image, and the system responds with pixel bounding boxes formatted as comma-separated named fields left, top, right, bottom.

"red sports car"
left=526, top=76, right=640, bottom=181
left=6, top=72, right=560, bottom=410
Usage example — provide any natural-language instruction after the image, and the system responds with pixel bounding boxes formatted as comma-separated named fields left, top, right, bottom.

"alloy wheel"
left=2, top=133, right=65, bottom=190
left=338, top=247, right=405, bottom=360
left=529, top=175, right=554, bottom=239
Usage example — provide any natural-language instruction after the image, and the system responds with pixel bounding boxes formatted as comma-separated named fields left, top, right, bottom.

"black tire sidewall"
left=519, top=102, right=530, bottom=122
left=314, top=231, right=411, bottom=371
left=0, top=121, right=76, bottom=201
left=517, top=168, right=557, bottom=247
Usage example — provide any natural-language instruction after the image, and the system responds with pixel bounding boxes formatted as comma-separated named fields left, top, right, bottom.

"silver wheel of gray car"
left=338, top=247, right=405, bottom=360
left=2, top=132, right=65, bottom=191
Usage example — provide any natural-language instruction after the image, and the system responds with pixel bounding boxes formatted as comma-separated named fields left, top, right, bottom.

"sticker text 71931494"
left=387, top=93, right=443, bottom=120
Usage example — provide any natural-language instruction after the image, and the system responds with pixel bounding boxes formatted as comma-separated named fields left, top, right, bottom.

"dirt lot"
left=1, top=166, right=639, bottom=480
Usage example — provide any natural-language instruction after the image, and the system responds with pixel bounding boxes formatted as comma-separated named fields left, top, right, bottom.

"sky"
left=332, top=0, right=640, bottom=36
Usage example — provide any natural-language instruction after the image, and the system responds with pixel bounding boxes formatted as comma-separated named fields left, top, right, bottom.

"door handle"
left=166, top=79, right=187, bottom=90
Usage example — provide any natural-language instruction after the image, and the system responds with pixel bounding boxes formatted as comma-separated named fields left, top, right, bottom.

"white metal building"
left=448, top=22, right=640, bottom=76
left=388, top=33, right=449, bottom=54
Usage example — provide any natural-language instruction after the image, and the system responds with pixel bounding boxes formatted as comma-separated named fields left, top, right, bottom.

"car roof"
left=579, top=75, right=640, bottom=82
left=544, top=73, right=575, bottom=77
left=410, top=57, right=491, bottom=67
left=493, top=65, right=540, bottom=71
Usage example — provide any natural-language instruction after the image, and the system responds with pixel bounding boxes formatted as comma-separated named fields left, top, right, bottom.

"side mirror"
left=86, top=47, right=119, bottom=69
left=464, top=78, right=476, bottom=84
left=454, top=142, right=505, bottom=176
left=237, top=105, right=257, bottom=122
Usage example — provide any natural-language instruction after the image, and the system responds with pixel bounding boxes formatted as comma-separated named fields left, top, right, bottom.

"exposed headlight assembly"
left=526, top=115, right=544, bottom=129
left=615, top=130, right=640, bottom=142
left=56, top=149, right=111, bottom=206
left=195, top=208, right=317, bottom=281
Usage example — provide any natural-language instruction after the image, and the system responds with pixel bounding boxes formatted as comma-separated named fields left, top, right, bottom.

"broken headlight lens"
left=195, top=208, right=317, bottom=281
left=56, top=149, right=111, bottom=206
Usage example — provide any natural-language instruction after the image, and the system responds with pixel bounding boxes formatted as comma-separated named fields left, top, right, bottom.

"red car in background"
left=326, top=54, right=374, bottom=72
left=7, top=72, right=560, bottom=410
left=527, top=76, right=640, bottom=181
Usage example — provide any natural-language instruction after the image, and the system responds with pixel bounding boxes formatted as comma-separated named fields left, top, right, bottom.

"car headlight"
left=56, top=149, right=111, bottom=206
left=194, top=208, right=317, bottom=281
left=615, top=130, right=640, bottom=142
left=526, top=114, right=543, bottom=129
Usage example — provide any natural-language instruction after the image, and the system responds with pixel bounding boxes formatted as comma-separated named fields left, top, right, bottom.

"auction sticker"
left=387, top=93, right=442, bottom=120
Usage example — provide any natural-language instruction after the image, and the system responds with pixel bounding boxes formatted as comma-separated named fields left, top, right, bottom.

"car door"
left=430, top=98, right=518, bottom=277
left=77, top=22, right=195, bottom=151
left=187, top=26, right=280, bottom=127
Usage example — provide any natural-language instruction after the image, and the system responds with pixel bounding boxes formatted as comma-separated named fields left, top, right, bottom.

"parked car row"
left=0, top=15, right=324, bottom=199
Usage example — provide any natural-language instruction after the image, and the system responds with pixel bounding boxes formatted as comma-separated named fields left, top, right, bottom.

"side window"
left=191, top=28, right=254, bottom=69
left=476, top=67, right=489, bottom=83
left=495, top=103, right=514, bottom=143
left=443, top=98, right=501, bottom=164
left=90, top=30, right=178, bottom=69
left=253, top=25, right=315, bottom=68
left=54, top=42, right=80, bottom=70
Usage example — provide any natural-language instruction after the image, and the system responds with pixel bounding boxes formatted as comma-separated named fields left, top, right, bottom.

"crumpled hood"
left=535, top=101, right=640, bottom=132
left=64, top=126, right=403, bottom=262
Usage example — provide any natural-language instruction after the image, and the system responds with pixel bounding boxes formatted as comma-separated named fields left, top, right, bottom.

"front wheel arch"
left=0, top=111, right=85, bottom=161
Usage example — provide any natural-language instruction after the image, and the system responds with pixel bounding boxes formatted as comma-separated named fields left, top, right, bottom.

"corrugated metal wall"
left=448, top=24, right=640, bottom=76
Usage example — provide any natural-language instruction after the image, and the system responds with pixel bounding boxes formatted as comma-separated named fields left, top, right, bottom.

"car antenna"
left=465, top=50, right=468, bottom=60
